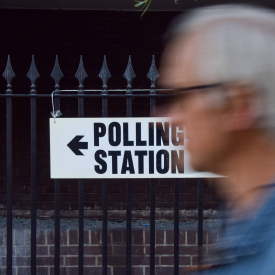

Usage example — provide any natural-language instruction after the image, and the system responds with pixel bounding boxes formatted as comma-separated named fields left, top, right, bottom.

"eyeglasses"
left=172, top=83, right=223, bottom=95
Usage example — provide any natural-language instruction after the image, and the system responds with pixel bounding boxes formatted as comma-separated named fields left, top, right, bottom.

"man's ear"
left=221, top=83, right=259, bottom=131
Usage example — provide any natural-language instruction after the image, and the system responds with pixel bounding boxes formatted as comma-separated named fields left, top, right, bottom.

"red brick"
left=50, top=267, right=78, bottom=275
left=84, top=256, right=96, bottom=266
left=154, top=246, right=174, bottom=255
left=108, top=230, right=112, bottom=244
left=133, top=230, right=143, bottom=244
left=112, top=230, right=122, bottom=244
left=179, top=246, right=206, bottom=255
left=84, top=246, right=102, bottom=255
left=192, top=256, right=198, bottom=266
left=179, top=230, right=186, bottom=245
left=132, top=185, right=148, bottom=193
left=66, top=256, right=79, bottom=266
left=84, top=267, right=112, bottom=275
left=187, top=230, right=196, bottom=245
left=91, top=230, right=101, bottom=244
left=61, top=230, right=68, bottom=245
left=98, top=256, right=102, bottom=265
left=66, top=256, right=96, bottom=266
left=36, top=230, right=46, bottom=245
left=203, top=231, right=207, bottom=245
left=121, top=230, right=126, bottom=244
left=166, top=230, right=174, bottom=244
left=37, top=246, right=48, bottom=255
left=18, top=267, right=48, bottom=275
left=145, top=267, right=173, bottom=275
left=50, top=246, right=71, bottom=255
left=134, top=193, right=149, bottom=201
left=69, top=230, right=78, bottom=245
left=132, top=256, right=159, bottom=265
left=107, top=255, right=125, bottom=266
left=113, top=267, right=143, bottom=275
left=156, top=230, right=164, bottom=244
left=131, top=246, right=145, bottom=256
left=161, top=256, right=190, bottom=266
left=113, top=245, right=125, bottom=255
left=69, top=246, right=80, bottom=255
left=37, top=256, right=63, bottom=265
left=145, top=230, right=150, bottom=244
left=47, top=230, right=54, bottom=245
left=155, top=185, right=173, bottom=193
left=84, top=231, right=90, bottom=244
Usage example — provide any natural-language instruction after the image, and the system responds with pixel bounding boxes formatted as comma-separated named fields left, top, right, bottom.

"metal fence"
left=1, top=55, right=204, bottom=275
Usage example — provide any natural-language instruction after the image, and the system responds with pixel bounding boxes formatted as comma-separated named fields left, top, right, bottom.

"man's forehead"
left=159, top=32, right=204, bottom=88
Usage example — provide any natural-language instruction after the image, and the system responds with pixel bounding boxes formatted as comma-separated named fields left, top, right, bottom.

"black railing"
left=1, top=55, right=204, bottom=275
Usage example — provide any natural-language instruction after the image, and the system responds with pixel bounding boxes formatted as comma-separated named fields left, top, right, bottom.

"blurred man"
left=159, top=5, right=275, bottom=274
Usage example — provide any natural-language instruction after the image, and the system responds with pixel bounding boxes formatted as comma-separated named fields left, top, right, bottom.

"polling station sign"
left=50, top=118, right=219, bottom=179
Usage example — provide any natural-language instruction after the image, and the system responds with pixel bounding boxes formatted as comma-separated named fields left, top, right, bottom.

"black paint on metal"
left=102, top=179, right=108, bottom=275
left=147, top=56, right=159, bottom=275
left=99, top=55, right=111, bottom=119
left=3, top=55, right=15, bottom=275
left=124, top=56, right=136, bottom=275
left=126, top=179, right=132, bottom=275
left=78, top=179, right=84, bottom=275
left=0, top=54, right=208, bottom=275
left=150, top=179, right=155, bottom=275
left=174, top=179, right=179, bottom=275
left=0, top=93, right=172, bottom=98
left=198, top=179, right=204, bottom=265
left=75, top=55, right=87, bottom=275
left=99, top=56, right=111, bottom=275
left=27, top=55, right=40, bottom=275
left=51, top=55, right=63, bottom=275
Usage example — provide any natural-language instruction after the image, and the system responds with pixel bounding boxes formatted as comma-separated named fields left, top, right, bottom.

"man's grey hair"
left=169, top=5, right=275, bottom=133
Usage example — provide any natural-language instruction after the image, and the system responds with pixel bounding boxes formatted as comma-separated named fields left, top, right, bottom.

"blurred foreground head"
left=160, top=5, right=275, bottom=175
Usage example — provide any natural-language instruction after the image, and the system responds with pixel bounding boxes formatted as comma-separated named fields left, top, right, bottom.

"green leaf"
left=135, top=2, right=146, bottom=7
left=134, top=0, right=147, bottom=7
left=140, top=0, right=152, bottom=17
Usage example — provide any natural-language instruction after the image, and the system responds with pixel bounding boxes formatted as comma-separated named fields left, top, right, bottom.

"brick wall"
left=0, top=8, right=222, bottom=216
left=0, top=227, right=219, bottom=275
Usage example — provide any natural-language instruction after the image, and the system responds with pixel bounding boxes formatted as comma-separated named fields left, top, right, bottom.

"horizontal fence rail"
left=1, top=55, right=204, bottom=275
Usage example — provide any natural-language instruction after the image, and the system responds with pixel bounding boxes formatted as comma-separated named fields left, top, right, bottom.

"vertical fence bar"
left=149, top=179, right=155, bottom=275
left=147, top=56, right=159, bottom=275
left=3, top=56, right=15, bottom=275
left=51, top=56, right=63, bottom=275
left=123, top=56, right=136, bottom=275
left=75, top=56, right=87, bottom=275
left=174, top=179, right=179, bottom=275
left=27, top=56, right=40, bottom=275
left=99, top=56, right=111, bottom=275
left=198, top=179, right=204, bottom=265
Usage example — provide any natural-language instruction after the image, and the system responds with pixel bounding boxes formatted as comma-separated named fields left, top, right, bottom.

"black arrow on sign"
left=67, top=136, right=88, bottom=155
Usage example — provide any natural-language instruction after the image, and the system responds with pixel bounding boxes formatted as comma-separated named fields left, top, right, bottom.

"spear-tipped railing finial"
left=123, top=56, right=136, bottom=90
left=27, top=55, right=40, bottom=94
left=75, top=55, right=88, bottom=93
left=99, top=55, right=111, bottom=94
left=147, top=55, right=159, bottom=91
left=51, top=55, right=63, bottom=93
left=3, top=55, right=15, bottom=94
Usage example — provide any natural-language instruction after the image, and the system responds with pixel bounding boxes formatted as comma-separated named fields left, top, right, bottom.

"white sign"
left=50, top=118, right=220, bottom=179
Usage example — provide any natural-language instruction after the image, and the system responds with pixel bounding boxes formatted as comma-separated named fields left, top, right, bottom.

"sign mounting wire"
left=51, top=91, right=62, bottom=123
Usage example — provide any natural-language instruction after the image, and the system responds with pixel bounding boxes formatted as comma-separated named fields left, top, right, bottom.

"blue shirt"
left=199, top=184, right=275, bottom=275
